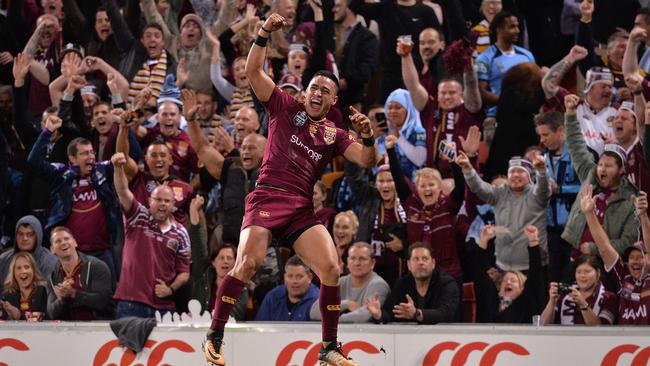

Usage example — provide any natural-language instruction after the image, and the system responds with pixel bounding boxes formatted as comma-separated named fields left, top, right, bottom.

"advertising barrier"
left=0, top=322, right=648, bottom=365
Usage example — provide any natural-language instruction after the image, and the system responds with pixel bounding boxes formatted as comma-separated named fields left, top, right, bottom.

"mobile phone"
left=438, top=140, right=457, bottom=161
left=375, top=112, right=386, bottom=122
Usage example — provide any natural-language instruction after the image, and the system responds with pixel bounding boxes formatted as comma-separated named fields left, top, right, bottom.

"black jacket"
left=338, top=22, right=379, bottom=106
left=375, top=271, right=459, bottom=324
left=46, top=252, right=113, bottom=320
left=1, top=286, right=48, bottom=320
left=474, top=245, right=546, bottom=323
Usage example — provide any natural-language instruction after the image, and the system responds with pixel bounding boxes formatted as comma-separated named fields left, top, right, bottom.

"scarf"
left=431, top=108, right=458, bottom=164
left=560, top=282, right=606, bottom=325
left=128, top=49, right=168, bottom=102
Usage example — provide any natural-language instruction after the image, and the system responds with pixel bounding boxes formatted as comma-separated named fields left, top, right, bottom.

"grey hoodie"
left=0, top=216, right=58, bottom=293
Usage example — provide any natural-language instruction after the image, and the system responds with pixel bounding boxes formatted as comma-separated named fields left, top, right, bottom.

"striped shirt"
left=128, top=50, right=168, bottom=103
left=471, top=19, right=490, bottom=57
left=113, top=202, right=190, bottom=310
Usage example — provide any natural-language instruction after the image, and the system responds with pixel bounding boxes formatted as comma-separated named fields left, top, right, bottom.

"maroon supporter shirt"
left=371, top=204, right=402, bottom=272
left=66, top=177, right=111, bottom=252
left=625, top=140, right=649, bottom=195
left=258, top=88, right=355, bottom=197
left=315, top=207, right=337, bottom=231
left=141, top=128, right=199, bottom=182
left=130, top=171, right=194, bottom=225
left=420, top=99, right=482, bottom=178
left=406, top=192, right=462, bottom=278
left=114, top=202, right=190, bottom=310
left=607, top=258, right=650, bottom=324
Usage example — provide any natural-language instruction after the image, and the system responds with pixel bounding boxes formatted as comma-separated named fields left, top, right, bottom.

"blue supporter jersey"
left=475, top=44, right=536, bottom=117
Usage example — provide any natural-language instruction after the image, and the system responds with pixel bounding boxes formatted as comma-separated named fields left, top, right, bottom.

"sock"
left=319, top=283, right=341, bottom=342
left=210, top=274, right=246, bottom=332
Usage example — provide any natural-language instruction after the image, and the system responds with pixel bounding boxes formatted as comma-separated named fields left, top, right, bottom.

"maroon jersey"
left=315, top=207, right=337, bottom=231
left=114, top=202, right=190, bottom=310
left=142, top=128, right=199, bottom=182
left=607, top=258, right=650, bottom=324
left=625, top=140, right=649, bottom=195
left=258, top=88, right=355, bottom=197
left=130, top=171, right=194, bottom=225
left=405, top=193, right=463, bottom=278
left=66, top=177, right=111, bottom=252
left=420, top=99, right=482, bottom=178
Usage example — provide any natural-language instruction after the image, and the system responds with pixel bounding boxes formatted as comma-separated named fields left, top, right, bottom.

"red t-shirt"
left=114, top=202, right=190, bottom=310
left=258, top=88, right=355, bottom=198
left=66, top=177, right=111, bottom=252
left=142, top=128, right=199, bottom=182
left=130, top=171, right=194, bottom=225
left=420, top=99, right=482, bottom=178
left=607, top=258, right=650, bottom=325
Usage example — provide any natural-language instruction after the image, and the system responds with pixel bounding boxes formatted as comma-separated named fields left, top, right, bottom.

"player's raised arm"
left=345, top=106, right=377, bottom=168
left=246, top=13, right=286, bottom=103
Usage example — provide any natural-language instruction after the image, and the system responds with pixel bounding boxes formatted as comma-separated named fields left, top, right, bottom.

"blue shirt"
left=476, top=44, right=536, bottom=117
left=256, top=284, right=319, bottom=321
left=544, top=143, right=580, bottom=227
left=377, top=126, right=427, bottom=181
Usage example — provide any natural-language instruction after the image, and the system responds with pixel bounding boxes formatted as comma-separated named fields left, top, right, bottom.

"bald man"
left=112, top=152, right=190, bottom=318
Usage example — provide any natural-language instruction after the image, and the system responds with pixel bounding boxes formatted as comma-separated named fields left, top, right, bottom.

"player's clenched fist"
left=262, top=13, right=286, bottom=33
left=349, top=106, right=373, bottom=138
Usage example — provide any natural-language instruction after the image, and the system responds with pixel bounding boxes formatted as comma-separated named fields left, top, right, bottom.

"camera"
left=557, top=283, right=573, bottom=297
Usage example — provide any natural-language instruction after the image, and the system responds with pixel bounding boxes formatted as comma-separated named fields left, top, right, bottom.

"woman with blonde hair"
left=332, top=211, right=359, bottom=275
left=1, top=252, right=48, bottom=320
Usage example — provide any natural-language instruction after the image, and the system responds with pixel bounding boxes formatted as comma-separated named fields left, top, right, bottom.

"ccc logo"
left=0, top=339, right=30, bottom=366
left=93, top=339, right=194, bottom=366
left=423, top=341, right=529, bottom=366
left=601, top=344, right=650, bottom=366
left=276, top=340, right=380, bottom=366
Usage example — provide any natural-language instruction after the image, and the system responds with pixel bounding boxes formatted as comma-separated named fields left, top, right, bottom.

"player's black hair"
left=489, top=11, right=516, bottom=43
left=313, top=70, right=340, bottom=91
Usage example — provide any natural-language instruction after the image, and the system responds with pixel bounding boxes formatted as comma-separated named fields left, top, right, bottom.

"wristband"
left=362, top=136, right=374, bottom=147
left=579, top=305, right=589, bottom=311
left=254, top=35, right=268, bottom=47
left=168, top=285, right=175, bottom=295
left=634, top=90, right=643, bottom=96
left=261, top=26, right=272, bottom=34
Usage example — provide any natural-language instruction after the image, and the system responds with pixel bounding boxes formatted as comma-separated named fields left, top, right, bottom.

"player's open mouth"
left=155, top=162, right=164, bottom=169
left=310, top=99, right=322, bottom=109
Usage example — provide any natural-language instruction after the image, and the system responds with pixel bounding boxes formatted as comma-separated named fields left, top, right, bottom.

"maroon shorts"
left=241, top=186, right=321, bottom=242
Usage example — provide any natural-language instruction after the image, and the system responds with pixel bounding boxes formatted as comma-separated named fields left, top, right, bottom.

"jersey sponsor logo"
left=293, top=111, right=307, bottom=126
left=423, top=341, right=530, bottom=366
left=276, top=340, right=380, bottom=366
left=73, top=189, right=98, bottom=202
left=290, top=134, right=323, bottom=162
left=323, top=126, right=337, bottom=145
left=221, top=295, right=237, bottom=304
left=621, top=304, right=647, bottom=320
left=326, top=304, right=341, bottom=311
left=259, top=210, right=271, bottom=218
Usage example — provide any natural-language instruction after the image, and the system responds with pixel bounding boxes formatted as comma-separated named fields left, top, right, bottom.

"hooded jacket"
left=46, top=252, right=113, bottom=320
left=0, top=216, right=57, bottom=294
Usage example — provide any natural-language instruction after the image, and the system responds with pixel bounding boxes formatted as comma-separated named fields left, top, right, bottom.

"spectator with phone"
left=386, top=128, right=471, bottom=287
left=473, top=225, right=546, bottom=323
left=376, top=88, right=426, bottom=181
left=579, top=185, right=650, bottom=324
left=458, top=148, right=551, bottom=272
left=541, top=254, right=618, bottom=325
left=398, top=35, right=483, bottom=179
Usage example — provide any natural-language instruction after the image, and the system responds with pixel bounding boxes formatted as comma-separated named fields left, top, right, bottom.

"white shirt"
left=576, top=102, right=616, bottom=155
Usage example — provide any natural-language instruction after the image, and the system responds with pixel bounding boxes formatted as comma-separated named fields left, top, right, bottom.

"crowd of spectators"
left=1, top=0, right=650, bottom=327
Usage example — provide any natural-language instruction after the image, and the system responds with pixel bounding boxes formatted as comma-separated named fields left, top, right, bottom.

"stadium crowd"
left=1, top=0, right=650, bottom=328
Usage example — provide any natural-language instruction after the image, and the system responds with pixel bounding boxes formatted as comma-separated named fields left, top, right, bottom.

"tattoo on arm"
left=463, top=69, right=482, bottom=112
left=23, top=26, right=45, bottom=56
left=542, top=58, right=572, bottom=99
